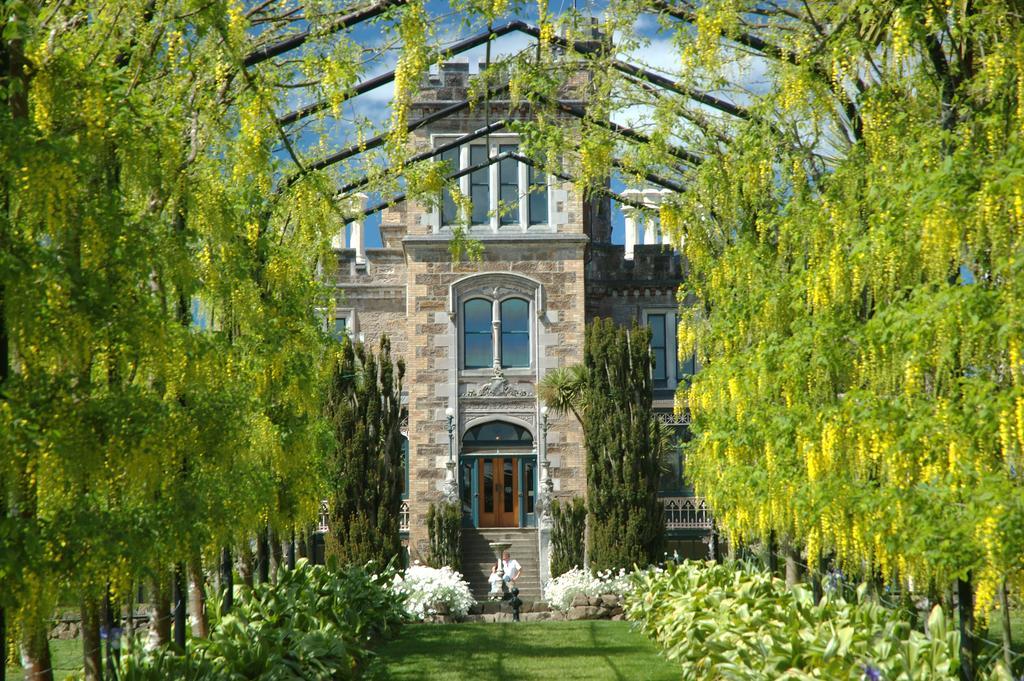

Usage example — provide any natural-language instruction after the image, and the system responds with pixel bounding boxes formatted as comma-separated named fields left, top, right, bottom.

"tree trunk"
left=784, top=540, right=800, bottom=587
left=220, top=546, right=234, bottom=615
left=81, top=597, right=102, bottom=681
left=287, top=528, right=297, bottom=570
left=257, top=526, right=270, bottom=584
left=147, top=577, right=171, bottom=648
left=297, top=528, right=309, bottom=560
left=998, top=578, right=1012, bottom=673
left=172, top=565, right=186, bottom=651
left=125, top=583, right=135, bottom=642
left=1, top=606, right=6, bottom=681
left=809, top=550, right=824, bottom=604
left=766, top=531, right=778, bottom=575
left=958, top=577, right=977, bottom=681
left=19, top=619, right=54, bottom=681
left=239, top=540, right=255, bottom=589
left=188, top=558, right=208, bottom=639
left=269, top=526, right=283, bottom=583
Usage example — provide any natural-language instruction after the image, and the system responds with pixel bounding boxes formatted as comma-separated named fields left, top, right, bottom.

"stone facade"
left=330, top=62, right=698, bottom=583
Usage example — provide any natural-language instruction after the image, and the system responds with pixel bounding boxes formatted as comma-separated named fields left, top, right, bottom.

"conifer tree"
left=324, top=336, right=406, bottom=567
left=583, top=319, right=665, bottom=572
left=550, top=497, right=586, bottom=578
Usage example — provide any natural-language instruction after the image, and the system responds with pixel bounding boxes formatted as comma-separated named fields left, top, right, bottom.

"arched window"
left=463, top=298, right=493, bottom=369
left=500, top=298, right=529, bottom=368
left=463, top=421, right=534, bottom=449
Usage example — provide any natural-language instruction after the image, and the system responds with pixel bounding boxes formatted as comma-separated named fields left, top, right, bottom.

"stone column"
left=642, top=213, right=658, bottom=245
left=491, top=298, right=501, bottom=372
left=351, top=193, right=368, bottom=265
left=623, top=209, right=638, bottom=260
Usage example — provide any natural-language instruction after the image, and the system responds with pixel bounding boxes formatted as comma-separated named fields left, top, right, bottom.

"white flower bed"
left=392, top=563, right=476, bottom=619
left=543, top=567, right=636, bottom=612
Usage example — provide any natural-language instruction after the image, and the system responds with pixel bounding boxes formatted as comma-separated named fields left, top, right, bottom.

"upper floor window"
left=644, top=309, right=696, bottom=389
left=461, top=296, right=532, bottom=370
left=528, top=164, right=547, bottom=226
left=440, top=147, right=459, bottom=226
left=498, top=144, right=519, bottom=226
left=435, top=136, right=549, bottom=230
left=469, top=145, right=489, bottom=225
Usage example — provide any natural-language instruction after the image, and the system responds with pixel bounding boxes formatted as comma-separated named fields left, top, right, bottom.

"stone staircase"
left=461, top=527, right=542, bottom=602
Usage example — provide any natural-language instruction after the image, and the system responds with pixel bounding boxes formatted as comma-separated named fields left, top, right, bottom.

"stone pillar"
left=538, top=524, right=552, bottom=595
left=624, top=209, right=638, bottom=260
left=330, top=222, right=345, bottom=250
left=642, top=213, right=658, bottom=245
left=351, top=193, right=368, bottom=265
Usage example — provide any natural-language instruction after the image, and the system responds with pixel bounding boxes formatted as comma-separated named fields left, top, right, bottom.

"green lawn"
left=374, top=621, right=680, bottom=681
left=5, top=639, right=81, bottom=681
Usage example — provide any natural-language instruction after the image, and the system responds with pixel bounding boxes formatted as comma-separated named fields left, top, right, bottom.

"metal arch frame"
left=275, top=20, right=749, bottom=127
left=354, top=148, right=676, bottom=221
left=245, top=5, right=749, bottom=201
left=298, top=82, right=695, bottom=196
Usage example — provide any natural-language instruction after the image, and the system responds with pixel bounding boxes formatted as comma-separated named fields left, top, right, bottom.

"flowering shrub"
left=543, top=566, right=636, bottom=612
left=392, top=563, right=476, bottom=619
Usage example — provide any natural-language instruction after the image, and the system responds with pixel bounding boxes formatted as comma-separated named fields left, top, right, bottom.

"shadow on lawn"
left=376, top=621, right=640, bottom=681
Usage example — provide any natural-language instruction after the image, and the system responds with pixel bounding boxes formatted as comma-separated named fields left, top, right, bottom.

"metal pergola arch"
left=243, top=1, right=746, bottom=214
left=356, top=147, right=681, bottom=222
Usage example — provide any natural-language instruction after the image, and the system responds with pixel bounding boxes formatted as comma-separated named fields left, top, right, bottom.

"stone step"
left=461, top=527, right=541, bottom=599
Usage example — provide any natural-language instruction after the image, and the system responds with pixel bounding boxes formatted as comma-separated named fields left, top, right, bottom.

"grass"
left=5, top=639, right=81, bottom=681
left=374, top=620, right=680, bottom=681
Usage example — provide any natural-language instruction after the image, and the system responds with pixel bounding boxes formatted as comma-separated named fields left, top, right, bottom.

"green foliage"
left=627, top=561, right=965, bottom=681
left=118, top=560, right=408, bottom=680
left=426, top=502, right=462, bottom=572
left=324, top=336, right=406, bottom=567
left=583, top=319, right=665, bottom=572
left=550, top=497, right=586, bottom=578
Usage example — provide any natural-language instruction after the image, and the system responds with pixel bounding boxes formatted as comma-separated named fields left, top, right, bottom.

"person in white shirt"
left=488, top=550, right=522, bottom=593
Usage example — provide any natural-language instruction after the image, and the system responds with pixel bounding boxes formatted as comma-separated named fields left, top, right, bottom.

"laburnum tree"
left=323, top=336, right=406, bottom=567
left=0, top=0, right=387, bottom=677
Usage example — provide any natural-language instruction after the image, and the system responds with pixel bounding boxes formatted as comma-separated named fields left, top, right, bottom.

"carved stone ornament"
left=463, top=370, right=534, bottom=398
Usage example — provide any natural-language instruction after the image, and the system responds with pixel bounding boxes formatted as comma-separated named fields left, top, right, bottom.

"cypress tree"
left=550, top=497, right=586, bottom=578
left=426, top=502, right=461, bottom=572
left=324, top=335, right=406, bottom=567
left=583, top=319, right=664, bottom=571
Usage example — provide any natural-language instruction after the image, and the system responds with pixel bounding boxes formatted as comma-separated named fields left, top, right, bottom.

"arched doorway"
left=460, top=421, right=537, bottom=528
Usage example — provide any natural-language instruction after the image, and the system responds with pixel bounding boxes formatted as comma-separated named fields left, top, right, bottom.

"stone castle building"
left=328, top=61, right=712, bottom=599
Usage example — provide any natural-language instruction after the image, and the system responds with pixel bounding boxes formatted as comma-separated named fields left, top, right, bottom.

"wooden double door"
left=474, top=455, right=539, bottom=528
left=478, top=457, right=519, bottom=527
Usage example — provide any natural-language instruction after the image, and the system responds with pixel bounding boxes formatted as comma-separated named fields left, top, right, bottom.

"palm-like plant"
left=537, top=364, right=588, bottom=424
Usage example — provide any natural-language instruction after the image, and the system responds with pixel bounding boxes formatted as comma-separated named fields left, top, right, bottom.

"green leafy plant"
left=118, top=561, right=408, bottom=680
left=550, top=497, right=586, bottom=578
left=427, top=501, right=462, bottom=572
left=627, top=561, right=966, bottom=681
